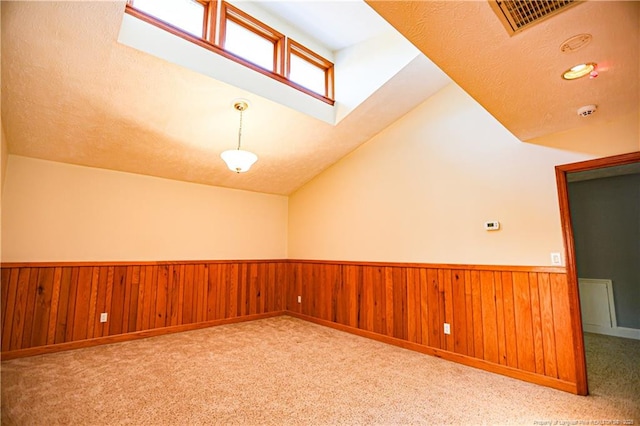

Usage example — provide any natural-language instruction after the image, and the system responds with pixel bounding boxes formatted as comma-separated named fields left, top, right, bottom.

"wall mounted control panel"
left=484, top=221, right=500, bottom=231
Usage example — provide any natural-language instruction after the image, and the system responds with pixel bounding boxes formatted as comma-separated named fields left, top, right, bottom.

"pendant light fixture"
left=220, top=100, right=258, bottom=173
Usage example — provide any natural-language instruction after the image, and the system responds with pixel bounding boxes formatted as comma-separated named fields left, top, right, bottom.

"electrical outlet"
left=444, top=323, right=451, bottom=335
left=550, top=252, right=562, bottom=265
left=297, top=296, right=301, bottom=304
left=100, top=313, right=108, bottom=323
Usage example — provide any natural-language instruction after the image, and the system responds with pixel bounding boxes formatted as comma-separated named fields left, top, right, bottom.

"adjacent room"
left=1, top=0, right=639, bottom=424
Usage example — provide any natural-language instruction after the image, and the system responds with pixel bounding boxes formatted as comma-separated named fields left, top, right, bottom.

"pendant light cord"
left=237, top=108, right=243, bottom=151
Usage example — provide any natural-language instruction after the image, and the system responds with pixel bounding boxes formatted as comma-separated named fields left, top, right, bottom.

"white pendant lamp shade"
left=221, top=99, right=258, bottom=173
left=220, top=149, right=258, bottom=173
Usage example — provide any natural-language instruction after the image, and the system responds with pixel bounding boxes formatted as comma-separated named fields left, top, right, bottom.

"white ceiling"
left=2, top=1, right=638, bottom=195
left=254, top=1, right=391, bottom=51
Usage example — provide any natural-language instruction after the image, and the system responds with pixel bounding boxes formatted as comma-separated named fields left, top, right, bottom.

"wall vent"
left=490, top=0, right=580, bottom=35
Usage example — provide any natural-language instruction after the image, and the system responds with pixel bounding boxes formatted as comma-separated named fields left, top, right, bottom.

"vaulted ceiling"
left=2, top=1, right=638, bottom=195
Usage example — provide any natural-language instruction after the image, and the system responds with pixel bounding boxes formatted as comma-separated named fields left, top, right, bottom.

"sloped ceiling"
left=366, top=0, right=640, bottom=142
left=1, top=1, right=449, bottom=195
left=2, top=1, right=638, bottom=196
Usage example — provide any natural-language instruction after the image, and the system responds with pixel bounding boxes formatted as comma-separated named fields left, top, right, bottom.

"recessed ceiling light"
left=562, top=63, right=597, bottom=80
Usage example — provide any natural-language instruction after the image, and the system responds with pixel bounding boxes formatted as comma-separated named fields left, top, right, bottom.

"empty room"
left=1, top=0, right=639, bottom=424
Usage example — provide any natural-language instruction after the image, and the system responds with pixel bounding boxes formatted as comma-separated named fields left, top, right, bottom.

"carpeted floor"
left=1, top=316, right=639, bottom=425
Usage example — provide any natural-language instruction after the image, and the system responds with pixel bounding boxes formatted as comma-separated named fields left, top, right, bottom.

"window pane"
left=133, top=0, right=204, bottom=37
left=289, top=54, right=325, bottom=96
left=225, top=20, right=274, bottom=72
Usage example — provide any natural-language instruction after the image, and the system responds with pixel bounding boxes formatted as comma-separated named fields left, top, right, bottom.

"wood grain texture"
left=285, top=262, right=578, bottom=393
left=2, top=259, right=578, bottom=394
left=1, top=261, right=287, bottom=354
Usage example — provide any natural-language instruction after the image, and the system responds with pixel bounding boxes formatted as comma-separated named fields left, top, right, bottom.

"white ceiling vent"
left=490, top=0, right=580, bottom=35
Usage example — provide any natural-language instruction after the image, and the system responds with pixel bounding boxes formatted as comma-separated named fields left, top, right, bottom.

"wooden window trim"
left=125, top=4, right=223, bottom=53
left=204, top=0, right=217, bottom=42
left=287, top=38, right=335, bottom=100
left=127, top=0, right=215, bottom=40
left=125, top=2, right=335, bottom=105
left=219, top=2, right=285, bottom=75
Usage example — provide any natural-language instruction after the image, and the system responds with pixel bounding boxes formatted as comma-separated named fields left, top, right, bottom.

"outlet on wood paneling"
left=285, top=261, right=576, bottom=389
left=1, top=261, right=287, bottom=353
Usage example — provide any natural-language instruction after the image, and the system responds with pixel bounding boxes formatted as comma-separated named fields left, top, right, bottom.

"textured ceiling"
left=1, top=1, right=449, bottom=195
left=2, top=1, right=638, bottom=195
left=366, top=0, right=640, bottom=142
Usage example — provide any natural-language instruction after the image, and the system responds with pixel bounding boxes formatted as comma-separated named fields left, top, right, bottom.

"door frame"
left=555, top=151, right=640, bottom=396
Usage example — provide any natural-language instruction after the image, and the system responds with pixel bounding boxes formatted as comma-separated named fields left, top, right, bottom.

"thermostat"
left=484, top=221, right=500, bottom=231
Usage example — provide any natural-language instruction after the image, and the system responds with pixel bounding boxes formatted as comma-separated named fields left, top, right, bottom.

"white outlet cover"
left=444, top=323, right=451, bottom=335
left=550, top=252, right=562, bottom=265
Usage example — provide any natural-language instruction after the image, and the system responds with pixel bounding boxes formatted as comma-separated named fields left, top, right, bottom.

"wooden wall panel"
left=22, top=269, right=39, bottom=348
left=1, top=261, right=287, bottom=355
left=286, top=261, right=578, bottom=393
left=500, top=271, right=518, bottom=368
left=480, top=271, right=498, bottom=364
left=512, top=271, right=535, bottom=372
left=2, top=259, right=577, bottom=393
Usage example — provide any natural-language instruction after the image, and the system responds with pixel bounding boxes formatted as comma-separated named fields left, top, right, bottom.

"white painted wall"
left=288, top=83, right=638, bottom=266
left=3, top=85, right=636, bottom=266
left=334, top=31, right=419, bottom=123
left=1, top=156, right=288, bottom=262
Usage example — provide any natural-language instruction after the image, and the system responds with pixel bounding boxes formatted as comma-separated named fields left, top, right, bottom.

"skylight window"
left=125, top=0, right=333, bottom=104
left=131, top=0, right=205, bottom=38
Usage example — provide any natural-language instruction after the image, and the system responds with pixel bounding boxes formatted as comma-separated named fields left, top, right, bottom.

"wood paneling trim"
left=287, top=259, right=566, bottom=273
left=3, top=259, right=567, bottom=273
left=287, top=312, right=577, bottom=394
left=1, top=311, right=283, bottom=361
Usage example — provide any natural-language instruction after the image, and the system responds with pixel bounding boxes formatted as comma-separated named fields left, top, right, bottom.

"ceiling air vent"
left=490, top=0, right=580, bottom=35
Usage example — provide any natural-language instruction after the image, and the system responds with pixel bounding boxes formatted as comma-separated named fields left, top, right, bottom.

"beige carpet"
left=1, top=316, right=639, bottom=425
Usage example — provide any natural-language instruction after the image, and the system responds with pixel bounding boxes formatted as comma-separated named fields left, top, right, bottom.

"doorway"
left=555, top=151, right=640, bottom=396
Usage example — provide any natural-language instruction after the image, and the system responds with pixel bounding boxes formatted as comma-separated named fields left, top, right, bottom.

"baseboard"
left=0, top=311, right=285, bottom=361
left=583, top=324, right=640, bottom=340
left=285, top=311, right=579, bottom=395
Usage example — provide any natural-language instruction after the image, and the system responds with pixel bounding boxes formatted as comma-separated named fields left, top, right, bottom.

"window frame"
left=125, top=0, right=335, bottom=105
left=126, top=0, right=214, bottom=40
left=219, top=2, right=285, bottom=75
left=286, top=38, right=335, bottom=100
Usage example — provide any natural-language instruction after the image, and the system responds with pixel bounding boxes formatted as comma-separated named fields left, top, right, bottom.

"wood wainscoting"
left=1, top=259, right=581, bottom=394
left=0, top=261, right=287, bottom=359
left=286, top=260, right=580, bottom=394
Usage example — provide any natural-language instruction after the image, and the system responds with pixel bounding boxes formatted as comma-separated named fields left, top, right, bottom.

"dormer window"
left=125, top=0, right=334, bottom=104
